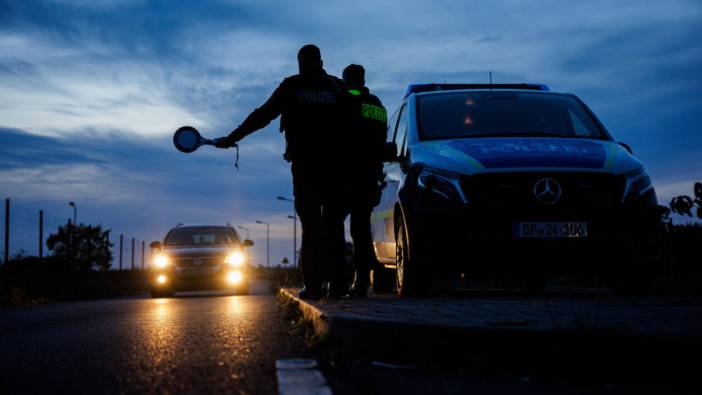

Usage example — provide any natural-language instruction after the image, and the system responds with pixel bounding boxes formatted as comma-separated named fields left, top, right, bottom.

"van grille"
left=461, top=172, right=625, bottom=215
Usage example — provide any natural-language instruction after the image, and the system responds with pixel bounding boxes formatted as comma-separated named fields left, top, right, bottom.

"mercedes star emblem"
left=533, top=178, right=562, bottom=204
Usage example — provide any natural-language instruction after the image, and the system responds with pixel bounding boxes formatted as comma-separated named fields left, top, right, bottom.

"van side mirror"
left=243, top=239, right=254, bottom=247
left=618, top=142, right=633, bottom=155
left=150, top=241, right=162, bottom=250
left=383, top=142, right=399, bottom=162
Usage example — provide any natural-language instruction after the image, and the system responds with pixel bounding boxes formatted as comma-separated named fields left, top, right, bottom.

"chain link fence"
left=1, top=198, right=149, bottom=270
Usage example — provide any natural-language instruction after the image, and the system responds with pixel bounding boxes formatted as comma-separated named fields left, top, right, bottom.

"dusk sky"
left=1, top=0, right=701, bottom=265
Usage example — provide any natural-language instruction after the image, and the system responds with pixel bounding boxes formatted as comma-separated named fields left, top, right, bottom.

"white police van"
left=370, top=84, right=658, bottom=296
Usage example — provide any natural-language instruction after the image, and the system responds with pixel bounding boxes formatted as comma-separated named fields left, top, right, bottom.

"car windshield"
left=164, top=227, right=239, bottom=246
left=417, top=91, right=606, bottom=140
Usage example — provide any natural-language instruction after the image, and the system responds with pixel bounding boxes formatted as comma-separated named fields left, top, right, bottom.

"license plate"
left=516, top=222, right=588, bottom=238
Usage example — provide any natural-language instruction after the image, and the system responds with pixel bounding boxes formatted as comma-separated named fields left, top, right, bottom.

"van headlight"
left=417, top=167, right=468, bottom=204
left=225, top=251, right=245, bottom=267
left=154, top=254, right=170, bottom=269
left=622, top=167, right=654, bottom=202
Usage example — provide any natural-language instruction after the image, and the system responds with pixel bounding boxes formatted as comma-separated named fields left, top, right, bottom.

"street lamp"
left=237, top=226, right=250, bottom=239
left=68, top=201, right=77, bottom=225
left=277, top=196, right=298, bottom=268
left=255, top=220, right=270, bottom=268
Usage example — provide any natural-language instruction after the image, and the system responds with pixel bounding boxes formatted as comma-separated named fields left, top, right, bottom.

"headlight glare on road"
left=225, top=251, right=245, bottom=267
left=227, top=271, right=243, bottom=284
left=156, top=274, right=167, bottom=284
left=154, top=254, right=170, bottom=268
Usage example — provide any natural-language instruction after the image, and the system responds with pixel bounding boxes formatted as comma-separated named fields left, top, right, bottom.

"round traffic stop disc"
left=173, top=126, right=202, bottom=153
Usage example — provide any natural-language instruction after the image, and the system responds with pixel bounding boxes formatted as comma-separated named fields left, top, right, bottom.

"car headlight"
left=154, top=254, right=170, bottom=269
left=417, top=167, right=468, bottom=204
left=622, top=166, right=654, bottom=202
left=226, top=271, right=243, bottom=284
left=225, top=251, right=245, bottom=267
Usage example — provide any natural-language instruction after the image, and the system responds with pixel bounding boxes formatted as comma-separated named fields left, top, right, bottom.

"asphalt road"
left=1, top=281, right=697, bottom=394
left=0, top=280, right=307, bottom=394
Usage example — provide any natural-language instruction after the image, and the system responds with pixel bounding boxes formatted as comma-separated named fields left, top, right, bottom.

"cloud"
left=0, top=127, right=295, bottom=262
left=0, top=33, right=208, bottom=137
left=1, top=0, right=701, bottom=260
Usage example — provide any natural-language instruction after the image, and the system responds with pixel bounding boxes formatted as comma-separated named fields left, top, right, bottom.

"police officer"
left=340, top=64, right=387, bottom=298
left=214, top=44, right=346, bottom=300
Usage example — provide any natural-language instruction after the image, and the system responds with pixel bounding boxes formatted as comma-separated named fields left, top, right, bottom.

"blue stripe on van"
left=447, top=138, right=607, bottom=169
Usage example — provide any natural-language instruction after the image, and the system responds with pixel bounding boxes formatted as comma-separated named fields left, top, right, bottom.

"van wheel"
left=371, top=266, right=395, bottom=293
left=395, top=217, right=431, bottom=297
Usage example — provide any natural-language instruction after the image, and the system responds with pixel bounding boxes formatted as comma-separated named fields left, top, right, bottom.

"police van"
left=370, top=84, right=659, bottom=296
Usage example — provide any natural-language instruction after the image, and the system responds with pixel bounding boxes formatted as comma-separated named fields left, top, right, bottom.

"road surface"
left=1, top=281, right=697, bottom=394
left=0, top=281, right=307, bottom=394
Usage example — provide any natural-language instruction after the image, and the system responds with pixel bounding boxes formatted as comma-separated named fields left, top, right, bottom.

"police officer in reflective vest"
left=341, top=64, right=387, bottom=298
left=215, top=44, right=345, bottom=300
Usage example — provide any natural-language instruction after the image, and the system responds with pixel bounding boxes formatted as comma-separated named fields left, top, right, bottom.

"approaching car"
left=370, top=84, right=659, bottom=296
left=149, top=225, right=254, bottom=297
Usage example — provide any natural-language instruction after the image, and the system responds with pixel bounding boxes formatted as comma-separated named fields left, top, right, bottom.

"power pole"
left=141, top=240, right=145, bottom=270
left=39, top=209, right=44, bottom=258
left=119, top=234, right=123, bottom=270
left=257, top=220, right=270, bottom=268
left=277, top=196, right=298, bottom=267
left=4, top=199, right=9, bottom=264
left=130, top=237, right=135, bottom=270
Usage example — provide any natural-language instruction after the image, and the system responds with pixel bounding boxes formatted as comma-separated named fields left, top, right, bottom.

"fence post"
left=105, top=230, right=110, bottom=269
left=39, top=209, right=44, bottom=258
left=141, top=241, right=145, bottom=270
left=119, top=234, right=123, bottom=270
left=4, top=198, right=9, bottom=264
left=67, top=218, right=73, bottom=266
left=131, top=237, right=135, bottom=270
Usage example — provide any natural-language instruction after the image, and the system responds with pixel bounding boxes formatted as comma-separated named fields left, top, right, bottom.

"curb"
left=278, top=288, right=702, bottom=367
left=279, top=288, right=332, bottom=339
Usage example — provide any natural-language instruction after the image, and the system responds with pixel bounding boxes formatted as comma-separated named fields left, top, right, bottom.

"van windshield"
left=417, top=91, right=607, bottom=140
left=164, top=227, right=239, bottom=246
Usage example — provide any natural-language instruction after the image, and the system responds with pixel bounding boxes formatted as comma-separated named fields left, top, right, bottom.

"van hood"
left=412, top=137, right=643, bottom=175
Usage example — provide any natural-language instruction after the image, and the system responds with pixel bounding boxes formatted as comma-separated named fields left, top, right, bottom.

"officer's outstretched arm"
left=216, top=83, right=286, bottom=148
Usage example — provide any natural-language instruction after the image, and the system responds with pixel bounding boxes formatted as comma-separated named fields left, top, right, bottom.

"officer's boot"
left=299, top=287, right=322, bottom=301
left=347, top=270, right=369, bottom=299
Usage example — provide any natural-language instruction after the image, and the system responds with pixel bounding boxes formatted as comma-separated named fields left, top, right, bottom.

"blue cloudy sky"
left=1, top=0, right=701, bottom=264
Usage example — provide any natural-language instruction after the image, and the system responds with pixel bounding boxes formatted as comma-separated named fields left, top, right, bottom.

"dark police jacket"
left=224, top=69, right=343, bottom=164
left=343, top=87, right=387, bottom=184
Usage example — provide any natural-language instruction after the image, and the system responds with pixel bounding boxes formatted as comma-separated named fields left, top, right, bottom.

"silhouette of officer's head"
left=298, top=44, right=322, bottom=74
left=342, top=64, right=365, bottom=90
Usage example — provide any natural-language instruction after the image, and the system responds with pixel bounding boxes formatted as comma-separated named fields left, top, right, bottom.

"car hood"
left=411, top=137, right=643, bottom=175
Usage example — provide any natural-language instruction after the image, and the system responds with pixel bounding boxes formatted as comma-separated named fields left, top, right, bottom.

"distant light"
left=464, top=116, right=474, bottom=125
left=227, top=271, right=243, bottom=284
left=157, top=274, right=167, bottom=284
